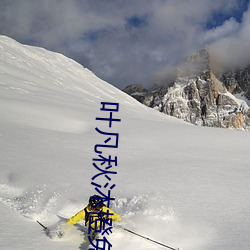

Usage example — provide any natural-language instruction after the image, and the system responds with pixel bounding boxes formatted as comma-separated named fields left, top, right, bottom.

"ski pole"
left=121, top=227, right=180, bottom=250
left=37, top=220, right=48, bottom=231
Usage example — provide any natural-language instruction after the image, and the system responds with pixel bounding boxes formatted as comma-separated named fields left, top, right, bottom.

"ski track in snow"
left=0, top=181, right=63, bottom=221
left=0, top=180, right=211, bottom=250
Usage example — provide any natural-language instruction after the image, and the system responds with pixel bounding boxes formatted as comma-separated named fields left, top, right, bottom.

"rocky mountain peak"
left=177, top=49, right=210, bottom=78
left=123, top=49, right=250, bottom=130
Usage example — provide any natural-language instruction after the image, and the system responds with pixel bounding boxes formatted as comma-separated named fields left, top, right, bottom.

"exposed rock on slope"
left=217, top=66, right=250, bottom=100
left=124, top=49, right=250, bottom=130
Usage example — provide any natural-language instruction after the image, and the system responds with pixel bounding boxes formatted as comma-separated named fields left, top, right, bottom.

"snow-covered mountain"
left=1, top=36, right=250, bottom=250
left=124, top=49, right=250, bottom=130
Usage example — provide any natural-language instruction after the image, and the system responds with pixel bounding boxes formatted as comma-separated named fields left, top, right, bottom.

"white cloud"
left=209, top=5, right=250, bottom=68
left=200, top=18, right=240, bottom=45
left=0, top=0, right=249, bottom=88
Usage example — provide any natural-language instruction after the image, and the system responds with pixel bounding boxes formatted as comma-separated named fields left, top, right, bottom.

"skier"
left=66, top=194, right=122, bottom=240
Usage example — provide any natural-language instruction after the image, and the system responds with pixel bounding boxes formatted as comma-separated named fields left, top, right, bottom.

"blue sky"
left=206, top=0, right=249, bottom=29
left=0, top=0, right=249, bottom=89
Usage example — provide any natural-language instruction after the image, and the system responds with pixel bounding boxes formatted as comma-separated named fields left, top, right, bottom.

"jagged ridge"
left=124, top=49, right=250, bottom=130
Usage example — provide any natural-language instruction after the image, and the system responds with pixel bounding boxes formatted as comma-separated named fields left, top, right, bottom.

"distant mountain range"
left=123, top=49, right=250, bottom=130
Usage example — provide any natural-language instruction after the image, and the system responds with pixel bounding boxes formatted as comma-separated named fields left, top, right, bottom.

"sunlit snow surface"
left=0, top=36, right=250, bottom=250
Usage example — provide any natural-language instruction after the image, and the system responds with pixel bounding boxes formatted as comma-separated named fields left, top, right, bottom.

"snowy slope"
left=0, top=36, right=250, bottom=250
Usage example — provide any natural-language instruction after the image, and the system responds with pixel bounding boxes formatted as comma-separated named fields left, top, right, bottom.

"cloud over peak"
left=0, top=0, right=249, bottom=88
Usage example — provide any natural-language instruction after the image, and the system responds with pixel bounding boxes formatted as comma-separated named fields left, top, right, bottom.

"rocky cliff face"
left=123, top=49, right=250, bottom=130
left=217, top=66, right=250, bottom=99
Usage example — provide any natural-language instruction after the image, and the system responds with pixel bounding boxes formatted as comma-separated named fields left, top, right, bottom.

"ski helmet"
left=89, top=195, right=104, bottom=209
